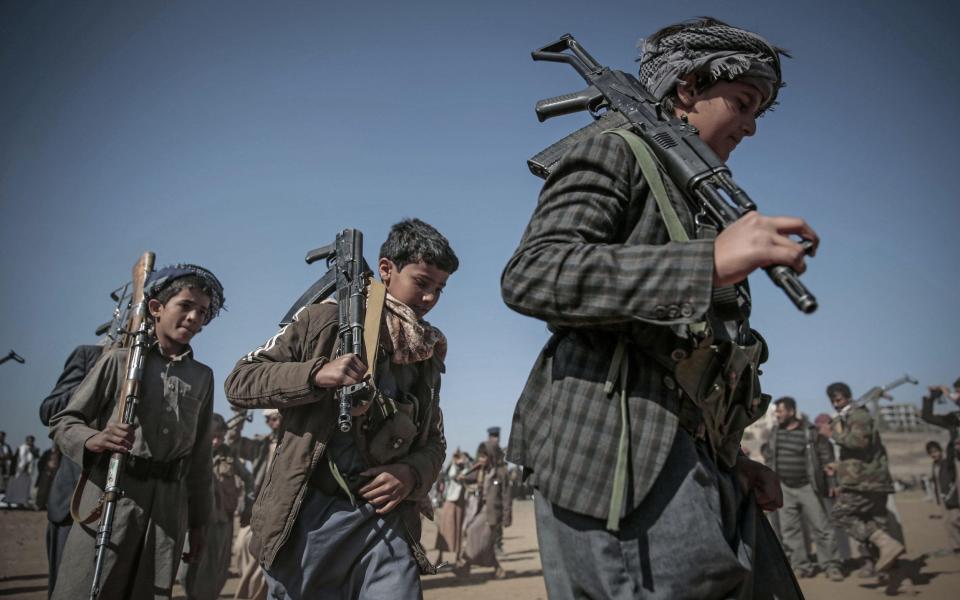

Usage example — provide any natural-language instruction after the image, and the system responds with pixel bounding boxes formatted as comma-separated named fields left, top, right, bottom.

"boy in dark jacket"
left=225, top=218, right=457, bottom=599
left=502, top=16, right=815, bottom=599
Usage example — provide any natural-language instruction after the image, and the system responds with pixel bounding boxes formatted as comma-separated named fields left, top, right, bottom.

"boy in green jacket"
left=225, top=218, right=457, bottom=599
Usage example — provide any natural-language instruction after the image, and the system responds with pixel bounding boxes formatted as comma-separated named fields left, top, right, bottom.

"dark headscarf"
left=638, top=19, right=788, bottom=112
left=145, top=263, right=225, bottom=324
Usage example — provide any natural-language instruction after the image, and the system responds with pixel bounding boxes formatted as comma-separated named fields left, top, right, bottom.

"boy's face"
left=675, top=79, right=764, bottom=161
left=378, top=258, right=449, bottom=319
left=929, top=447, right=943, bottom=462
left=149, top=286, right=212, bottom=352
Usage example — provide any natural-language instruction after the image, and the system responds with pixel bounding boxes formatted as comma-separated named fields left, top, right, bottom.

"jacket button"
left=680, top=303, right=694, bottom=318
left=663, top=376, right=676, bottom=390
left=667, top=305, right=680, bottom=319
left=670, top=349, right=687, bottom=362
left=654, top=305, right=667, bottom=319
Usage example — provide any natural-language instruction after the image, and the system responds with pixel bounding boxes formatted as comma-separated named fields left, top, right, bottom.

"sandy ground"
left=2, top=493, right=959, bottom=599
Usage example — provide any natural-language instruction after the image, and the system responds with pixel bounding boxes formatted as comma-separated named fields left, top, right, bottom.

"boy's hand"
left=181, top=527, right=205, bottom=564
left=359, top=463, right=415, bottom=515
left=735, top=455, right=782, bottom=511
left=312, top=354, right=367, bottom=389
left=713, top=212, right=819, bottom=287
left=84, top=422, right=135, bottom=454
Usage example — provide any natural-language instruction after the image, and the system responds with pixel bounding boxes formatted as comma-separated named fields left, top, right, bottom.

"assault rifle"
left=527, top=34, right=817, bottom=313
left=853, top=373, right=919, bottom=409
left=89, top=252, right=155, bottom=599
left=281, top=229, right=373, bottom=432
left=95, top=282, right=134, bottom=346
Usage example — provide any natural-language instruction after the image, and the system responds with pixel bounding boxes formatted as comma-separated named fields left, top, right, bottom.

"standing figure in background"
left=456, top=441, right=512, bottom=580
left=767, top=396, right=843, bottom=580
left=180, top=413, right=254, bottom=600
left=229, top=407, right=283, bottom=600
left=0, top=431, right=13, bottom=492
left=485, top=426, right=506, bottom=556
left=435, top=449, right=470, bottom=565
left=3, top=435, right=40, bottom=506
left=38, top=344, right=104, bottom=598
left=921, top=383, right=960, bottom=553
left=821, top=382, right=904, bottom=576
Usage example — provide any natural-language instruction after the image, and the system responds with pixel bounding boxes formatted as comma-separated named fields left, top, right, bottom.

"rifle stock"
left=89, top=251, right=155, bottom=600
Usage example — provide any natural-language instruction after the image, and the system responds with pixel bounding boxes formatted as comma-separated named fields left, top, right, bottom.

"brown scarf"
left=384, top=293, right=447, bottom=364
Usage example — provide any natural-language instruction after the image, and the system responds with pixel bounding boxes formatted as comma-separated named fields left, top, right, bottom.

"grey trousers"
left=778, top=483, right=839, bottom=571
left=265, top=489, right=421, bottom=600
left=534, top=430, right=801, bottom=600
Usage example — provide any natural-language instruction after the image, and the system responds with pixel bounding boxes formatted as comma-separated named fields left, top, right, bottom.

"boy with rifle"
left=49, top=264, right=225, bottom=600
left=225, top=218, right=457, bottom=599
left=502, top=17, right=817, bottom=598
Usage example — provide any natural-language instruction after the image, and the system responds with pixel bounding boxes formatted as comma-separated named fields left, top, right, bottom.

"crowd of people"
left=758, top=381, right=960, bottom=583
left=3, top=14, right=958, bottom=600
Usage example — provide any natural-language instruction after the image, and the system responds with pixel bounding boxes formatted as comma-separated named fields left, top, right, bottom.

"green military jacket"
left=832, top=405, right=894, bottom=493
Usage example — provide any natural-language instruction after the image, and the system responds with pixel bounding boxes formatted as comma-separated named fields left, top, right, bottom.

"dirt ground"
left=2, top=493, right=959, bottom=599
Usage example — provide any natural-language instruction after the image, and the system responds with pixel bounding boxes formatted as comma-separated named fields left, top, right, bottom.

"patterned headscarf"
left=638, top=19, right=788, bottom=113
left=145, top=263, right=225, bottom=324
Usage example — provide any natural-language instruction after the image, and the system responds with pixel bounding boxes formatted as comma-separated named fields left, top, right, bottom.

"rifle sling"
left=363, top=277, right=386, bottom=380
left=70, top=469, right=102, bottom=524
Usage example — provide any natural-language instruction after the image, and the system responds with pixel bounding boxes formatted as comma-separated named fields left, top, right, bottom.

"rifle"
left=88, top=251, right=155, bottom=600
left=226, top=409, right=253, bottom=431
left=94, top=282, right=134, bottom=346
left=0, top=350, right=25, bottom=365
left=280, top=229, right=374, bottom=432
left=527, top=34, right=817, bottom=313
left=853, top=373, right=919, bottom=409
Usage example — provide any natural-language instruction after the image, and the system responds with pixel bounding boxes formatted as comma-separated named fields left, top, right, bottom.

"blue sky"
left=1, top=0, right=958, bottom=453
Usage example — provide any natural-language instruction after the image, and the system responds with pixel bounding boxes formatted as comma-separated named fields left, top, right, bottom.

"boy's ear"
left=674, top=74, right=698, bottom=112
left=378, top=257, right=395, bottom=285
left=147, top=298, right=164, bottom=319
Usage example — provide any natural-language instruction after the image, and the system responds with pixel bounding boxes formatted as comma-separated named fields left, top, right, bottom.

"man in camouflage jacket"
left=821, top=382, right=904, bottom=573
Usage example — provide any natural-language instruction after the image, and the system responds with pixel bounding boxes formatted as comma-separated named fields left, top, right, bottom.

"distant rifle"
left=95, top=282, right=134, bottom=347
left=853, top=373, right=919, bottom=409
left=0, top=350, right=25, bottom=365
left=226, top=408, right=253, bottom=431
left=280, top=229, right=374, bottom=433
left=527, top=34, right=817, bottom=313
left=86, top=252, right=155, bottom=600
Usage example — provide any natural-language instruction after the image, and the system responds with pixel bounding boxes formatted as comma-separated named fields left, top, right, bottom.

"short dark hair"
left=379, top=218, right=459, bottom=274
left=926, top=441, right=942, bottom=453
left=826, top=382, right=852, bottom=400
left=953, top=376, right=960, bottom=389
left=774, top=396, right=797, bottom=412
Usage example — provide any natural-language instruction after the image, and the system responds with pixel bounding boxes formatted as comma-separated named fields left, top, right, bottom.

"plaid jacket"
left=502, top=132, right=731, bottom=520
